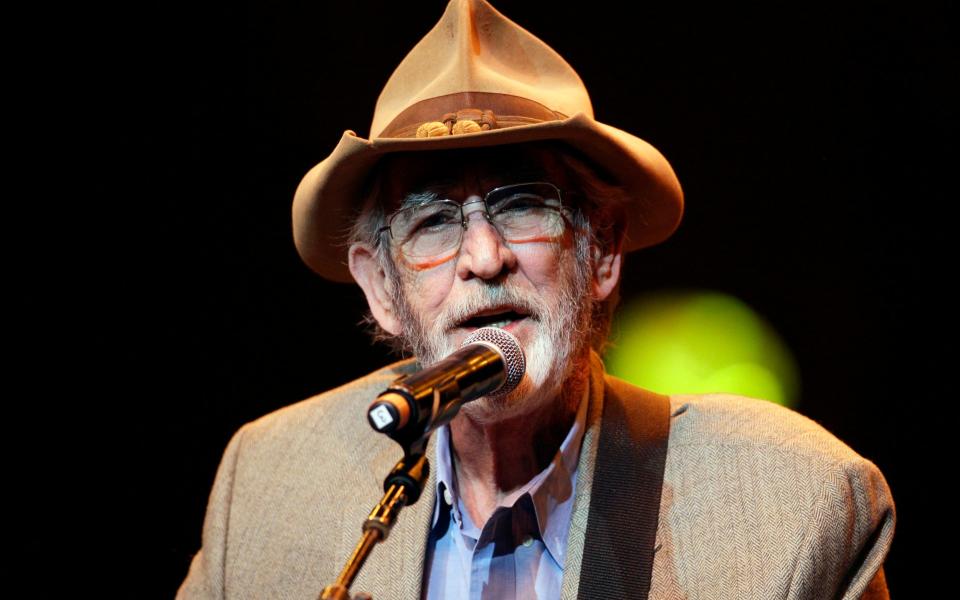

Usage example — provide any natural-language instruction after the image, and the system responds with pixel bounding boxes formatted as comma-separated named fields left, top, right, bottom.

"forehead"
left=377, top=142, right=575, bottom=206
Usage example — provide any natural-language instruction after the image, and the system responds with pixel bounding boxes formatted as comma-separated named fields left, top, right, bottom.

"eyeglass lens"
left=389, top=182, right=565, bottom=267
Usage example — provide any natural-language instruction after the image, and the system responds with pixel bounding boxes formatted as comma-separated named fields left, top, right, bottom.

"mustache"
left=437, top=284, right=542, bottom=332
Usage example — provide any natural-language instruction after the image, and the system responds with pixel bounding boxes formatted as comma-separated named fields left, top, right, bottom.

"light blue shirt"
left=422, top=392, right=588, bottom=600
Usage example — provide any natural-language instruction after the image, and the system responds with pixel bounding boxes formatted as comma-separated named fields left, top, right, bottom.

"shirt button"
left=443, top=487, right=453, bottom=506
left=521, top=535, right=534, bottom=547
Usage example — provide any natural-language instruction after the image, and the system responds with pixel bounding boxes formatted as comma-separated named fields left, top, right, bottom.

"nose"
left=455, top=197, right=518, bottom=280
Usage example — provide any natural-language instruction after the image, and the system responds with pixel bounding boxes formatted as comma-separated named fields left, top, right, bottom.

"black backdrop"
left=27, top=0, right=950, bottom=596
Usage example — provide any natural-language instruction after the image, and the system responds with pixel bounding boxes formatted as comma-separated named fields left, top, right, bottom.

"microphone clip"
left=373, top=374, right=463, bottom=456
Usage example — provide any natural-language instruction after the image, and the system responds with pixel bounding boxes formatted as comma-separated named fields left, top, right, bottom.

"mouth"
left=456, top=306, right=532, bottom=331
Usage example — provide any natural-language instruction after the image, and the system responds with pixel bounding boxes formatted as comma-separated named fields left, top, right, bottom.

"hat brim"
left=292, top=112, right=684, bottom=283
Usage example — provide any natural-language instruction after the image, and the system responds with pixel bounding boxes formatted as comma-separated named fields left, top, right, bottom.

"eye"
left=492, top=192, right=547, bottom=214
left=407, top=203, right=460, bottom=234
left=488, top=183, right=562, bottom=215
left=416, top=212, right=456, bottom=230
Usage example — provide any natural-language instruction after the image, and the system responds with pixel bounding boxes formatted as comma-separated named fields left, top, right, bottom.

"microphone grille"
left=462, top=327, right=526, bottom=396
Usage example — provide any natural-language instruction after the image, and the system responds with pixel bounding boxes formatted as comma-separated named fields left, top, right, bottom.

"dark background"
left=25, top=0, right=951, bottom=596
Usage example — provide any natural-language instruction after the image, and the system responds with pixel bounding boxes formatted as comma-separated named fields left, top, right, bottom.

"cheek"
left=405, top=267, right=455, bottom=317
left=514, top=237, right=576, bottom=287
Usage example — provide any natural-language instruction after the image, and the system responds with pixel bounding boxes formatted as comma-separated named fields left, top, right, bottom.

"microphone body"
left=367, top=327, right=525, bottom=439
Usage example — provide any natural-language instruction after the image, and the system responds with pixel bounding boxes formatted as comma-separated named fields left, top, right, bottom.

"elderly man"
left=179, top=1, right=895, bottom=598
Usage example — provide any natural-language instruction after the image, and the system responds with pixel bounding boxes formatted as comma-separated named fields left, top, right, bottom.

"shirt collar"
left=432, top=378, right=590, bottom=566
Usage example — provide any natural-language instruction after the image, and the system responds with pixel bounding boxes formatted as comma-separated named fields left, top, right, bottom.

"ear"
left=348, top=243, right=403, bottom=335
left=591, top=230, right=624, bottom=302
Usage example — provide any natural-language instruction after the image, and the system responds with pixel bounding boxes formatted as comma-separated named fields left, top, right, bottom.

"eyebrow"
left=399, top=189, right=442, bottom=209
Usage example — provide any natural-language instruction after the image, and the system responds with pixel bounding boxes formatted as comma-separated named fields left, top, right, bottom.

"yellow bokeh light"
left=606, top=291, right=799, bottom=407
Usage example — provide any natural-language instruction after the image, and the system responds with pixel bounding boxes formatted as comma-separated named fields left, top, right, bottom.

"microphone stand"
left=319, top=380, right=460, bottom=600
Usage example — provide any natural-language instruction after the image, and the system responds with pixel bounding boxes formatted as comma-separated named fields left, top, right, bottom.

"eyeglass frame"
left=374, top=181, right=576, bottom=260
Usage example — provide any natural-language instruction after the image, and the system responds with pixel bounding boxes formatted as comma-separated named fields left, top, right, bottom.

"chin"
left=459, top=362, right=561, bottom=425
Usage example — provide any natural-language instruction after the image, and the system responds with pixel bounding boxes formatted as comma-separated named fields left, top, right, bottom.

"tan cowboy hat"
left=293, top=0, right=683, bottom=283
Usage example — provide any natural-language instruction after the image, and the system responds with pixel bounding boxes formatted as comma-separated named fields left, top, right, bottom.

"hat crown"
left=292, top=0, right=683, bottom=282
left=370, top=0, right=593, bottom=138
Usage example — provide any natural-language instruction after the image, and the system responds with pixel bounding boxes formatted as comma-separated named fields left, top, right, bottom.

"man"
left=179, top=1, right=895, bottom=598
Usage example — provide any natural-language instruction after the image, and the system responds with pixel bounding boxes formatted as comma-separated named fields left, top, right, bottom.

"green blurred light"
left=606, top=291, right=799, bottom=407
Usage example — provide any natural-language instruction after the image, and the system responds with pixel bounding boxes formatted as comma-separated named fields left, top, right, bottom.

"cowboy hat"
left=292, top=0, right=683, bottom=282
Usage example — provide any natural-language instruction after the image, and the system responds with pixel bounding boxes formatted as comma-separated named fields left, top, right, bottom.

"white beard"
left=388, top=254, right=595, bottom=424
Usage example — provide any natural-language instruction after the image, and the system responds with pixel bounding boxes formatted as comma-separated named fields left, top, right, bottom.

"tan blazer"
left=178, top=353, right=894, bottom=599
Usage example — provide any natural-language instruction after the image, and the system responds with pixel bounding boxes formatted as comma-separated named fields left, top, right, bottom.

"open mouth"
left=458, top=306, right=531, bottom=330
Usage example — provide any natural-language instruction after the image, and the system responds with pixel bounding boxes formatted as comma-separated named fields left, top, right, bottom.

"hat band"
left=377, top=91, right=567, bottom=138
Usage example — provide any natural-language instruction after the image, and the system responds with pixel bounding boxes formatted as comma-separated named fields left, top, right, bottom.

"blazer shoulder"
left=231, top=358, right=419, bottom=457
left=642, top=389, right=896, bottom=598
left=665, top=390, right=875, bottom=468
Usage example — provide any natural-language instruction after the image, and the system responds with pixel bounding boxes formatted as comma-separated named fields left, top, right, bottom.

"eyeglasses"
left=377, top=182, right=569, bottom=266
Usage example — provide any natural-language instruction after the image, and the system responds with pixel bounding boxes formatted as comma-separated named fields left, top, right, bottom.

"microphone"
left=367, top=327, right=526, bottom=438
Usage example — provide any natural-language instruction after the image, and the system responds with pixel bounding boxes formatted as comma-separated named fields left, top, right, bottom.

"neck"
left=448, top=356, right=589, bottom=527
